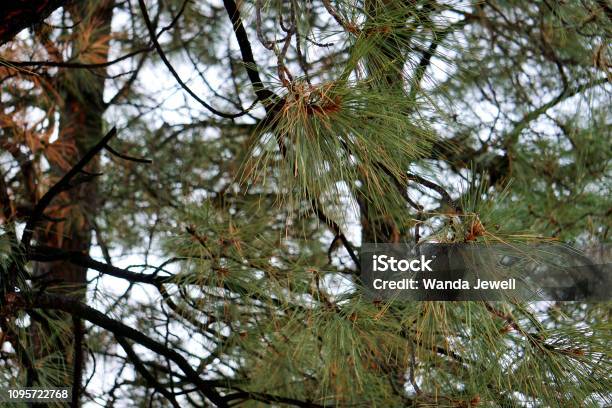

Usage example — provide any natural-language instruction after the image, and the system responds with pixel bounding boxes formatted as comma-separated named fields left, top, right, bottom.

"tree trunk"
left=30, top=2, right=114, bottom=406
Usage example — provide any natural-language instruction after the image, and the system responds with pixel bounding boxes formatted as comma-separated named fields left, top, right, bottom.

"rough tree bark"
left=29, top=1, right=115, bottom=406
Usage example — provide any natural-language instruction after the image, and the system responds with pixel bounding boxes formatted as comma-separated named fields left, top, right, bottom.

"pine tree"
left=0, top=0, right=610, bottom=406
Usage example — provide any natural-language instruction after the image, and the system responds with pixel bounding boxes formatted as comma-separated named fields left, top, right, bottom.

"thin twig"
left=255, top=0, right=275, bottom=49
left=104, top=144, right=152, bottom=163
left=321, top=0, right=360, bottom=34
left=406, top=173, right=462, bottom=213
left=312, top=199, right=360, bottom=270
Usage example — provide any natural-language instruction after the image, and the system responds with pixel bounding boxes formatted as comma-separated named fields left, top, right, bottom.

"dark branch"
left=21, top=127, right=118, bottom=250
left=116, top=336, right=181, bottom=408
left=4, top=47, right=152, bottom=69
left=223, top=390, right=324, bottom=407
left=28, top=246, right=171, bottom=286
left=9, top=293, right=228, bottom=407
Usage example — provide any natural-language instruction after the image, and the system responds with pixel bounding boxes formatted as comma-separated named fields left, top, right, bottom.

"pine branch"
left=28, top=246, right=172, bottom=286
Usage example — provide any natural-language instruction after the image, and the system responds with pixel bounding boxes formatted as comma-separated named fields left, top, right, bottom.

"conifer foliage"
left=0, top=0, right=610, bottom=406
